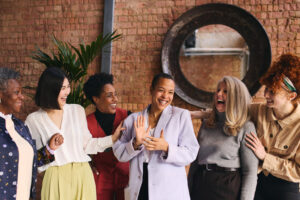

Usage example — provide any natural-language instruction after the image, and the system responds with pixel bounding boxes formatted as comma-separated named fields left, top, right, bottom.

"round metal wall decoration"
left=161, top=3, right=271, bottom=108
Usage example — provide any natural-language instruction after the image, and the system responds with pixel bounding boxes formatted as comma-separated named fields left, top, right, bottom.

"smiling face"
left=0, top=79, right=24, bottom=114
left=214, top=81, right=227, bottom=113
left=93, top=84, right=118, bottom=114
left=57, top=78, right=71, bottom=109
left=264, top=86, right=292, bottom=110
left=150, top=78, right=175, bottom=113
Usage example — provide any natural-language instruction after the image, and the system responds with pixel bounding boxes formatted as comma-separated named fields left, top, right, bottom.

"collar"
left=0, top=111, right=12, bottom=120
left=267, top=103, right=300, bottom=128
left=216, top=111, right=226, bottom=123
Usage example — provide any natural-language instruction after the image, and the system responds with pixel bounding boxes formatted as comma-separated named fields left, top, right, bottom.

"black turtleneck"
left=94, top=108, right=131, bottom=136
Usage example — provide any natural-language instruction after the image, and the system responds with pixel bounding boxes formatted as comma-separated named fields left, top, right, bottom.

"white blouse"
left=25, top=104, right=113, bottom=171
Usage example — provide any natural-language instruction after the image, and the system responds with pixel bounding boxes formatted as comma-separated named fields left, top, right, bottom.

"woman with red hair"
left=245, top=53, right=300, bottom=200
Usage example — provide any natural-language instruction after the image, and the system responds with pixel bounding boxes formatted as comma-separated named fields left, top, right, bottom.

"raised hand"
left=245, top=132, right=266, bottom=160
left=48, top=133, right=64, bottom=151
left=134, top=115, right=151, bottom=147
left=112, top=121, right=126, bottom=143
left=144, top=129, right=169, bottom=152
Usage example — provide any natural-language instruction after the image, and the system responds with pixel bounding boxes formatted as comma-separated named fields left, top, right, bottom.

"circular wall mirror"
left=162, top=3, right=271, bottom=108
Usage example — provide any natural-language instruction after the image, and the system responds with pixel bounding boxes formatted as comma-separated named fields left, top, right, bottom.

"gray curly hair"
left=0, top=67, right=20, bottom=91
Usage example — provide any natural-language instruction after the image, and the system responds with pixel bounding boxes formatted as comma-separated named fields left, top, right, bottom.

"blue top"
left=0, top=115, right=53, bottom=199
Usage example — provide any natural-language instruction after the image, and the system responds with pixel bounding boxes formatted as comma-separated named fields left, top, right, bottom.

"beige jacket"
left=250, top=103, right=300, bottom=183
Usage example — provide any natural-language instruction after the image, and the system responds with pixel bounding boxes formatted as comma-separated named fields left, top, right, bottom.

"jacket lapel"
left=153, top=105, right=172, bottom=138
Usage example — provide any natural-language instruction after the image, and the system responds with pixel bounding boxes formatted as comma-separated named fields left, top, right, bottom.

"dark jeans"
left=190, top=166, right=241, bottom=200
left=254, top=173, right=300, bottom=200
left=138, top=163, right=148, bottom=200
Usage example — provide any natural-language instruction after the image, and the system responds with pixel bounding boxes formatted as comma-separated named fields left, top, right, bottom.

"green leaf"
left=31, top=31, right=121, bottom=108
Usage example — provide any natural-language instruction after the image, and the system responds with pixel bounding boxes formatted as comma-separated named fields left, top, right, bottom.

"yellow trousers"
left=41, top=162, right=96, bottom=200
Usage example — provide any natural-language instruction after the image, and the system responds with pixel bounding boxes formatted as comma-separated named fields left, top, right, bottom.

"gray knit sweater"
left=190, top=112, right=258, bottom=200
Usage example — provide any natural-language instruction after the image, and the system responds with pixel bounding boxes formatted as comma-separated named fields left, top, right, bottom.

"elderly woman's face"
left=0, top=79, right=24, bottom=114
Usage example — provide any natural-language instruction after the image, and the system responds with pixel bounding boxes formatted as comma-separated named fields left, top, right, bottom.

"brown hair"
left=260, top=53, right=300, bottom=103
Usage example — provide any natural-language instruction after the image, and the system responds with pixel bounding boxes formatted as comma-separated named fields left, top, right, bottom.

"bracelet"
left=46, top=144, right=55, bottom=155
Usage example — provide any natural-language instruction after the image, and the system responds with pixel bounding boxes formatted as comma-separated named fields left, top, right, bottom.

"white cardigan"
left=25, top=104, right=113, bottom=171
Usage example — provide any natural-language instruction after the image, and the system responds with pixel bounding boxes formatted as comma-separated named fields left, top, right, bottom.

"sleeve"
left=25, top=115, right=45, bottom=150
left=36, top=146, right=55, bottom=166
left=262, top=146, right=300, bottom=182
left=78, top=106, right=113, bottom=154
left=113, top=114, right=144, bottom=162
left=25, top=115, right=55, bottom=168
left=239, top=122, right=259, bottom=200
left=162, top=110, right=200, bottom=166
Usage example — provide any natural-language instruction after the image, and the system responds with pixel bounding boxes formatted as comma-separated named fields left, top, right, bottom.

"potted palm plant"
left=31, top=31, right=120, bottom=108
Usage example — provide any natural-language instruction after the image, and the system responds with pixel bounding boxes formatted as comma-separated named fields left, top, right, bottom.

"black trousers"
left=254, top=173, right=300, bottom=200
left=138, top=163, right=149, bottom=200
left=190, top=167, right=241, bottom=200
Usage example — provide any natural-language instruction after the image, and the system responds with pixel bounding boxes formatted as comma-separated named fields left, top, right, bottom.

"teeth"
left=158, top=100, right=167, bottom=105
left=111, top=104, right=116, bottom=107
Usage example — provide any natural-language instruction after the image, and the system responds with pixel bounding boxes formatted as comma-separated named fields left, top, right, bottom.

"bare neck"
left=45, top=108, right=63, bottom=116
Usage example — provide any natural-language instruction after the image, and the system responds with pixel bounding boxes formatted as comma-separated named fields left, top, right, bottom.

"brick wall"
left=0, top=0, right=299, bottom=198
left=0, top=0, right=299, bottom=126
left=0, top=0, right=104, bottom=120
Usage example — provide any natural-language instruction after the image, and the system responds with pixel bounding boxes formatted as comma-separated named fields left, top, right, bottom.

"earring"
left=0, top=98, right=1, bottom=104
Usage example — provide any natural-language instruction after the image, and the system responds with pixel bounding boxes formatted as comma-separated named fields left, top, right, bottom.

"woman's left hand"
left=112, top=121, right=126, bottom=143
left=143, top=129, right=169, bottom=152
left=245, top=132, right=266, bottom=160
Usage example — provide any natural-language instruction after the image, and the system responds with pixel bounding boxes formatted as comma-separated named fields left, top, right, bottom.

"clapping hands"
left=133, top=115, right=169, bottom=152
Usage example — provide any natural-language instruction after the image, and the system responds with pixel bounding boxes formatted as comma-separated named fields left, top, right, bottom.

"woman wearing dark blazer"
left=0, top=67, right=62, bottom=200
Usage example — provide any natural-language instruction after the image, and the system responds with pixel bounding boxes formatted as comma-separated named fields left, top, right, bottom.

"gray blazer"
left=113, top=105, right=199, bottom=200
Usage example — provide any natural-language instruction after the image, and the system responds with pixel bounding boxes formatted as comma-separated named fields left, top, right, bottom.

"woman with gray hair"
left=0, top=67, right=63, bottom=200
left=188, top=76, right=258, bottom=200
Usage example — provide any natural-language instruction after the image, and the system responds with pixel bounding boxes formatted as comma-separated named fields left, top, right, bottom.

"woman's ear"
left=92, top=96, right=99, bottom=105
left=289, top=92, right=297, bottom=101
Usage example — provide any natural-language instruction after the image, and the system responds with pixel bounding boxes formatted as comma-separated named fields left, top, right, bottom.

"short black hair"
left=151, top=73, right=174, bottom=89
left=35, top=67, right=67, bottom=109
left=83, top=73, right=113, bottom=104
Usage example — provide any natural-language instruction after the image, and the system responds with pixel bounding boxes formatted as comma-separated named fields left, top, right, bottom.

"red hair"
left=260, top=53, right=300, bottom=103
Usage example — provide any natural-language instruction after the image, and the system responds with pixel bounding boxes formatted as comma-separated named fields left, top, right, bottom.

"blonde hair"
left=206, top=76, right=251, bottom=136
